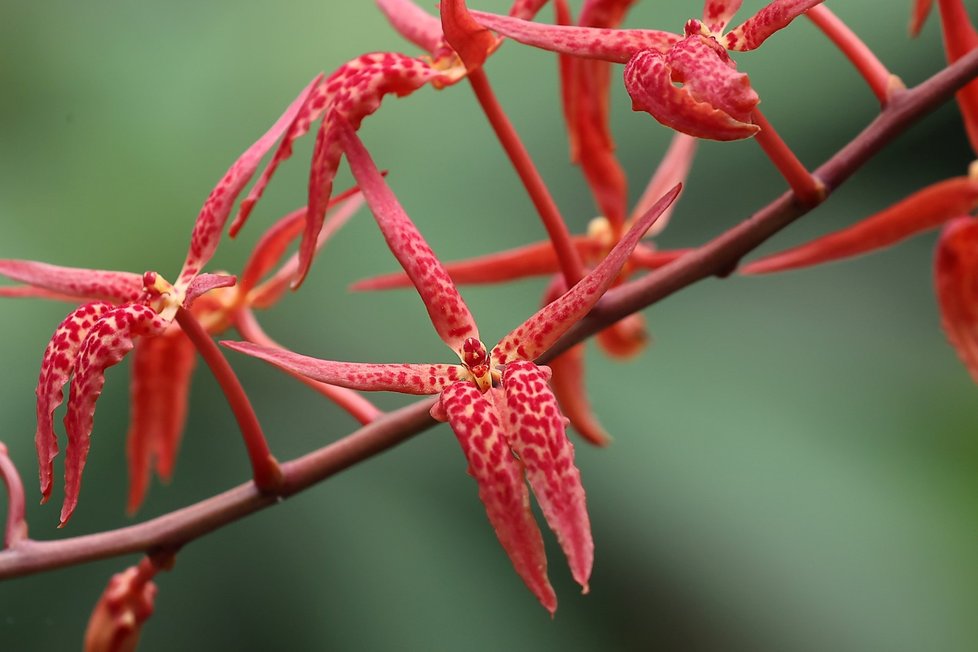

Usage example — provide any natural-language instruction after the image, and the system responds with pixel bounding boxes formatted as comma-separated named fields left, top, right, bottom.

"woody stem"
left=175, top=307, right=283, bottom=493
left=806, top=5, right=903, bottom=106
left=0, top=443, right=27, bottom=549
left=467, top=68, right=586, bottom=287
left=752, top=109, right=825, bottom=206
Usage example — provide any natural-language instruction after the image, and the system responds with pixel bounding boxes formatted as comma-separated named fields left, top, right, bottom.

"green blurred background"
left=2, top=1, right=977, bottom=650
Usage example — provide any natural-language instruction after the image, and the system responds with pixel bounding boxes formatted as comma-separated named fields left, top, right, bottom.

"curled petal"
left=723, top=0, right=825, bottom=51
left=743, top=175, right=978, bottom=274
left=176, top=74, right=324, bottom=288
left=631, top=133, right=698, bottom=236
left=502, top=362, right=593, bottom=591
left=493, top=184, right=681, bottom=366
left=935, top=217, right=978, bottom=383
left=702, top=0, right=744, bottom=34
left=625, top=37, right=759, bottom=141
left=436, top=381, right=556, bottom=613
left=910, top=0, right=933, bottom=37
left=442, top=0, right=499, bottom=72
left=548, top=346, right=610, bottom=446
left=0, top=260, right=143, bottom=303
left=62, top=305, right=167, bottom=526
left=471, top=10, right=679, bottom=63
left=222, top=341, right=462, bottom=395
left=35, top=302, right=114, bottom=503
left=126, top=329, right=196, bottom=514
left=376, top=0, right=443, bottom=54
left=84, top=559, right=158, bottom=652
left=336, top=120, right=480, bottom=352
left=183, top=274, right=236, bottom=310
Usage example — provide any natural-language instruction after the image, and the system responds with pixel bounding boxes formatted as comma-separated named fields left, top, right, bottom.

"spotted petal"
left=376, top=0, right=443, bottom=54
left=936, top=217, right=978, bottom=383
left=702, top=0, right=744, bottom=34
left=493, top=183, right=681, bottom=365
left=35, top=301, right=114, bottom=503
left=0, top=260, right=144, bottom=303
left=435, top=381, right=557, bottom=613
left=723, top=0, right=825, bottom=52
left=61, top=304, right=167, bottom=525
left=337, top=119, right=480, bottom=353
left=126, top=329, right=196, bottom=514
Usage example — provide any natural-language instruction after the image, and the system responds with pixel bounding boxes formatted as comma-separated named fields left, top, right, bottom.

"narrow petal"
left=493, top=184, right=681, bottom=365
left=184, top=274, right=236, bottom=309
left=743, top=175, right=978, bottom=274
left=624, top=37, right=759, bottom=141
left=631, top=133, right=698, bottom=237
left=126, top=329, right=196, bottom=514
left=376, top=0, right=443, bottom=54
left=238, top=207, right=306, bottom=297
left=723, top=0, right=825, bottom=52
left=176, top=74, right=324, bottom=288
left=0, top=260, right=143, bottom=303
left=297, top=54, right=441, bottom=287
left=548, top=345, right=611, bottom=446
left=629, top=243, right=692, bottom=269
left=436, top=381, right=556, bottom=613
left=509, top=0, right=553, bottom=20
left=471, top=10, right=680, bottom=63
left=933, top=0, right=978, bottom=155
left=0, top=285, right=82, bottom=302
left=61, top=305, right=167, bottom=525
left=35, top=302, right=114, bottom=502
left=910, top=0, right=933, bottom=37
left=222, top=341, right=461, bottom=394
left=579, top=0, right=639, bottom=29
left=441, top=0, right=499, bottom=72
left=336, top=120, right=480, bottom=352
left=702, top=0, right=744, bottom=34
left=936, top=217, right=978, bottom=382
left=502, top=362, right=593, bottom=590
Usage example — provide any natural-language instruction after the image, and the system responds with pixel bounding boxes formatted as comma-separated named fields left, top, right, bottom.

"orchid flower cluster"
left=1, top=0, right=977, bottom=649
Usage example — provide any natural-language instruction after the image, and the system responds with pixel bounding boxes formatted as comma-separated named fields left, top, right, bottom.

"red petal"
left=84, top=560, right=157, bottom=652
left=508, top=0, right=552, bottom=20
left=471, top=10, right=679, bottom=63
left=441, top=0, right=499, bottom=72
left=35, top=302, right=114, bottom=502
left=910, top=0, right=933, bottom=37
left=61, top=305, right=167, bottom=526
left=176, top=74, right=323, bottom=288
left=336, top=119, right=480, bottom=353
left=624, top=36, right=759, bottom=141
left=437, top=381, right=556, bottom=613
left=934, top=0, right=978, bottom=155
left=493, top=184, right=681, bottom=365
left=596, top=313, right=648, bottom=358
left=501, top=362, right=593, bottom=591
left=723, top=0, right=825, bottom=51
left=376, top=0, right=443, bottom=54
left=548, top=345, right=611, bottom=446
left=743, top=175, right=978, bottom=274
left=629, top=243, right=691, bottom=269
left=297, top=54, right=440, bottom=288
left=935, top=217, right=978, bottom=382
left=702, top=0, right=744, bottom=34
left=578, top=0, right=639, bottom=28
left=0, top=285, right=82, bottom=302
left=183, top=274, right=236, bottom=309
left=0, top=260, right=143, bottom=303
left=630, top=133, right=698, bottom=236
left=126, top=329, right=196, bottom=514
left=221, top=341, right=462, bottom=395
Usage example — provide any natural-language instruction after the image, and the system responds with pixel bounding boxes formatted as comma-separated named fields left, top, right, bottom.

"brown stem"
left=175, top=307, right=283, bottom=493
left=2, top=46, right=978, bottom=581
left=0, top=442, right=28, bottom=549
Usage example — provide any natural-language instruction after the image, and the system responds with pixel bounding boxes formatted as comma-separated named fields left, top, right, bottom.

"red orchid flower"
left=83, top=557, right=159, bottom=652
left=224, top=121, right=681, bottom=612
left=464, top=0, right=825, bottom=140
left=0, top=77, right=382, bottom=524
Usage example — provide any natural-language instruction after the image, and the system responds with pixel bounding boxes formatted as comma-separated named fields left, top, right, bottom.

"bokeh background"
left=2, top=1, right=977, bottom=650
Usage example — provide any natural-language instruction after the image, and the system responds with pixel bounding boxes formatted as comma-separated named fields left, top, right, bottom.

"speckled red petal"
left=744, top=176, right=978, bottom=274
left=376, top=0, right=443, bottom=54
left=176, top=74, right=324, bottom=288
left=702, top=0, right=744, bottom=34
left=126, top=329, right=196, bottom=514
left=336, top=120, right=480, bottom=353
left=471, top=10, right=679, bottom=63
left=935, top=218, right=978, bottom=383
left=222, top=341, right=461, bottom=394
left=493, top=184, right=680, bottom=366
left=437, top=381, right=557, bottom=614
left=35, top=301, right=114, bottom=502
left=0, top=260, right=143, bottom=303
left=723, top=0, right=824, bottom=51
left=61, top=305, right=167, bottom=526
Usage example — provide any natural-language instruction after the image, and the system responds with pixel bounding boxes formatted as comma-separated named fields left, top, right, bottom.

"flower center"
left=461, top=337, right=494, bottom=393
left=142, top=271, right=182, bottom=320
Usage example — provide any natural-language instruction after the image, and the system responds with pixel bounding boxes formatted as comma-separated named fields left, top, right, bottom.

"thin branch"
left=2, top=46, right=977, bottom=582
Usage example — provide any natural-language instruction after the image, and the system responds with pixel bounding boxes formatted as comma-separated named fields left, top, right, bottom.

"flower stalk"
left=0, top=443, right=28, bottom=549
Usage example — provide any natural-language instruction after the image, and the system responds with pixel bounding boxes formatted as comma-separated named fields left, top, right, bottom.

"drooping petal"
left=702, top=0, right=744, bottom=34
left=222, top=341, right=462, bottom=394
left=935, top=217, right=978, bottom=382
left=743, top=175, right=978, bottom=274
left=631, top=133, right=698, bottom=236
left=0, top=260, right=143, bottom=303
left=471, top=10, right=680, bottom=63
left=376, top=0, right=443, bottom=54
left=61, top=305, right=167, bottom=525
left=493, top=184, right=681, bottom=365
left=126, top=329, right=196, bottom=514
left=933, top=0, right=978, bottom=155
left=297, top=54, right=442, bottom=287
left=548, top=346, right=610, bottom=446
left=442, top=0, right=500, bottom=72
left=624, top=36, right=759, bottom=141
left=723, top=0, right=825, bottom=52
left=501, top=362, right=593, bottom=591
left=435, top=381, right=557, bottom=613
left=84, top=559, right=158, bottom=652
left=35, top=302, right=114, bottom=503
left=176, top=74, right=324, bottom=289
left=910, top=0, right=933, bottom=37
left=336, top=120, right=480, bottom=353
